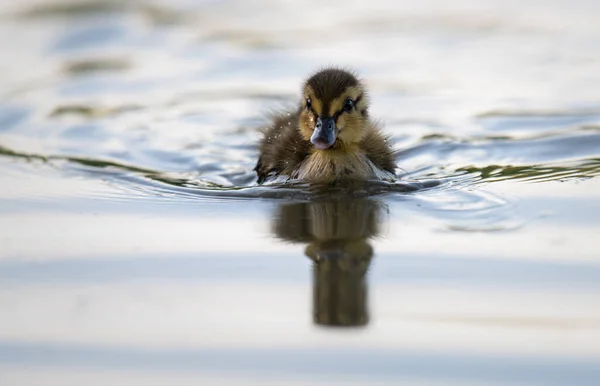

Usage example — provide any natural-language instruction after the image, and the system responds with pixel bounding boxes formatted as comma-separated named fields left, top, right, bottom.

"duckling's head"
left=299, top=68, right=369, bottom=151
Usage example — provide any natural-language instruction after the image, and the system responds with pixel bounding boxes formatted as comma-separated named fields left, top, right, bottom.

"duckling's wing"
left=254, top=158, right=268, bottom=184
left=255, top=111, right=310, bottom=183
left=360, top=127, right=397, bottom=174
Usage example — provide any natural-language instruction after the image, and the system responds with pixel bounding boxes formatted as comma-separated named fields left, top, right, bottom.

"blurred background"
left=0, top=0, right=599, bottom=385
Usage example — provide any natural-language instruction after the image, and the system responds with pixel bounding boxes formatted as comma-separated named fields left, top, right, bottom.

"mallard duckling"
left=255, top=68, right=396, bottom=184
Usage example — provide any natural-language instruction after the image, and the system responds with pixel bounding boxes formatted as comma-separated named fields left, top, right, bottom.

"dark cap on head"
left=304, top=68, right=360, bottom=103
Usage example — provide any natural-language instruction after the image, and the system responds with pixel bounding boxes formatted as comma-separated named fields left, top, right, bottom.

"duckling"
left=255, top=68, right=396, bottom=184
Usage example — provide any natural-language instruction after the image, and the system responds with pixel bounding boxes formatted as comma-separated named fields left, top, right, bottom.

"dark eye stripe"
left=333, top=92, right=364, bottom=120
left=355, top=93, right=363, bottom=106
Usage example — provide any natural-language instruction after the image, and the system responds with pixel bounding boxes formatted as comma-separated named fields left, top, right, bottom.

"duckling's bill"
left=310, top=116, right=336, bottom=150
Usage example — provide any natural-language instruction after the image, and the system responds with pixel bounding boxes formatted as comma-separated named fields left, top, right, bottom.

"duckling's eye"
left=343, top=98, right=354, bottom=113
left=305, top=97, right=312, bottom=110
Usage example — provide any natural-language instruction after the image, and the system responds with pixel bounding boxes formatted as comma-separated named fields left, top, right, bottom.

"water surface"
left=1, top=1, right=600, bottom=385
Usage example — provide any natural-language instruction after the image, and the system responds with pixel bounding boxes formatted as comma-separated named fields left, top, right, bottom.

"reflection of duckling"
left=255, top=68, right=396, bottom=184
left=273, top=198, right=385, bottom=327
left=305, top=239, right=373, bottom=327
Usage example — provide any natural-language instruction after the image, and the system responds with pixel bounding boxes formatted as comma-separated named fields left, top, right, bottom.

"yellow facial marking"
left=303, top=86, right=322, bottom=116
left=328, top=86, right=364, bottom=117
left=299, top=85, right=369, bottom=146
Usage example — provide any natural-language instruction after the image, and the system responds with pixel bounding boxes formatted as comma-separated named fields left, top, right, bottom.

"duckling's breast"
left=294, top=150, right=391, bottom=183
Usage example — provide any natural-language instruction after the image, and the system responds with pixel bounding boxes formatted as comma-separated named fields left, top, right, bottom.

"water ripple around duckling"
left=2, top=94, right=599, bottom=232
